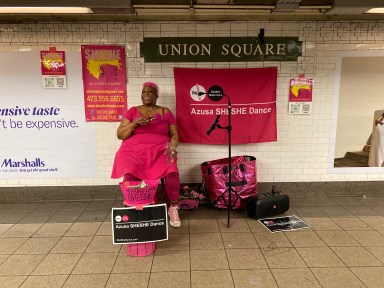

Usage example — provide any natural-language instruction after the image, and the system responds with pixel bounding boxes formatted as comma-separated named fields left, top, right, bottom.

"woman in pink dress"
left=111, top=82, right=181, bottom=227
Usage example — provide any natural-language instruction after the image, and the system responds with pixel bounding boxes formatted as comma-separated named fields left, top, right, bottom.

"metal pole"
left=227, top=98, right=232, bottom=228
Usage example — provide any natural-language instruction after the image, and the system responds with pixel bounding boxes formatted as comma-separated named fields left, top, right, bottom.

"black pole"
left=227, top=97, right=232, bottom=228
left=205, top=88, right=233, bottom=228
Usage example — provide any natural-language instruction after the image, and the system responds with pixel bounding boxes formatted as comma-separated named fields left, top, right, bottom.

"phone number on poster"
left=86, top=95, right=124, bottom=102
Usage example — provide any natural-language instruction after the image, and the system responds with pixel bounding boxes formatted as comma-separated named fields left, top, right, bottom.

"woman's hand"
left=134, top=117, right=151, bottom=126
left=164, top=145, right=177, bottom=164
left=164, top=145, right=178, bottom=157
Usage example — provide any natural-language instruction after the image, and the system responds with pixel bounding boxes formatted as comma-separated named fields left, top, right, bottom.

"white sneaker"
left=168, top=205, right=181, bottom=228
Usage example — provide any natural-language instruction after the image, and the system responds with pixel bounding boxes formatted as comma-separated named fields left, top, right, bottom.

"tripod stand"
left=207, top=94, right=238, bottom=228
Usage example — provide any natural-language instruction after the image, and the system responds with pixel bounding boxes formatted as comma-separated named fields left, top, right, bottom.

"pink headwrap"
left=143, top=82, right=159, bottom=95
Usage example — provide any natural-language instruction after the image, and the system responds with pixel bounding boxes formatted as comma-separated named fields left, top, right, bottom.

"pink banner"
left=81, top=45, right=127, bottom=122
left=174, top=67, right=277, bottom=144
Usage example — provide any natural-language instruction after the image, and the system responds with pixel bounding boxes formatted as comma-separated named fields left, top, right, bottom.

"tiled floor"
left=0, top=196, right=384, bottom=288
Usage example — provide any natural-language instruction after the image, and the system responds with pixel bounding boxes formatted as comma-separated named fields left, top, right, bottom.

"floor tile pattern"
left=0, top=196, right=383, bottom=287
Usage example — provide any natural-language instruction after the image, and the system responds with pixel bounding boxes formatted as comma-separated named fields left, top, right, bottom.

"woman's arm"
left=163, top=107, right=179, bottom=148
left=164, top=124, right=179, bottom=159
left=117, top=115, right=159, bottom=140
left=169, top=125, right=179, bottom=149
left=117, top=118, right=137, bottom=140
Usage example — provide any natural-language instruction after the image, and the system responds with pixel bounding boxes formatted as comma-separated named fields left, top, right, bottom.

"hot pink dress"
left=111, top=106, right=179, bottom=180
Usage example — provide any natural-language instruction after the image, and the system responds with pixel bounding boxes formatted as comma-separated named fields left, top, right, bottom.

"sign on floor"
left=259, top=215, right=310, bottom=233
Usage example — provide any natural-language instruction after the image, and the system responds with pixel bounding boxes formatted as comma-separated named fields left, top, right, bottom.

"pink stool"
left=119, top=180, right=159, bottom=257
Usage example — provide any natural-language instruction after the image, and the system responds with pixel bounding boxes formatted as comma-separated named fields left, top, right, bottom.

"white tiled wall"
left=1, top=20, right=384, bottom=187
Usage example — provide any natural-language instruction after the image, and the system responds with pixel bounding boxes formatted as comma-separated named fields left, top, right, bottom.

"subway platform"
left=0, top=195, right=384, bottom=287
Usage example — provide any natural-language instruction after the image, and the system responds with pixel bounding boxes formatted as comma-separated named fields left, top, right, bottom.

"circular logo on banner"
left=122, top=215, right=129, bottom=222
left=115, top=215, right=122, bottom=222
left=207, top=85, right=224, bottom=102
left=190, top=84, right=206, bottom=101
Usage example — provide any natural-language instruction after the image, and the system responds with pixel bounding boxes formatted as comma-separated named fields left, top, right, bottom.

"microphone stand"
left=225, top=96, right=232, bottom=228
left=208, top=94, right=233, bottom=228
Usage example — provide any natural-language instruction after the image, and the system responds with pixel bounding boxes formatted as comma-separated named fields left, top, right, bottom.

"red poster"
left=81, top=45, right=127, bottom=122
left=289, top=77, right=313, bottom=102
left=288, top=77, right=313, bottom=114
left=40, top=48, right=67, bottom=88
left=174, top=67, right=277, bottom=144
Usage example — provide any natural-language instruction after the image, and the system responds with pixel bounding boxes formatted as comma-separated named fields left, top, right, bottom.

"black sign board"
left=112, top=204, right=168, bottom=244
left=258, top=215, right=310, bottom=233
left=140, top=37, right=302, bottom=62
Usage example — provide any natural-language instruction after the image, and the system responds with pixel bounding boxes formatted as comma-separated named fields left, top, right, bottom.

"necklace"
left=139, top=105, right=158, bottom=118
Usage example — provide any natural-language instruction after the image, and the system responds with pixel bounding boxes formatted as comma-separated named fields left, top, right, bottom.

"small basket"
left=119, top=180, right=159, bottom=208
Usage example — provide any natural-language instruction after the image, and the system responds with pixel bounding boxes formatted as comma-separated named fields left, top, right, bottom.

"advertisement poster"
left=40, top=48, right=67, bottom=89
left=174, top=67, right=277, bottom=144
left=288, top=77, right=313, bottom=114
left=0, top=51, right=97, bottom=179
left=81, top=45, right=127, bottom=122
left=112, top=204, right=168, bottom=244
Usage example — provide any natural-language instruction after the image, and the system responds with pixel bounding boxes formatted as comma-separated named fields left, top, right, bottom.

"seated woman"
left=368, top=112, right=384, bottom=167
left=111, top=82, right=181, bottom=227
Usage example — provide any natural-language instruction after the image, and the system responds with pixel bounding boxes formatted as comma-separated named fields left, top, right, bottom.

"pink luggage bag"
left=201, top=155, right=257, bottom=209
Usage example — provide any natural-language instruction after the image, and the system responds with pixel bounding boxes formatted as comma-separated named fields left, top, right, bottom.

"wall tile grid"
left=1, top=20, right=384, bottom=188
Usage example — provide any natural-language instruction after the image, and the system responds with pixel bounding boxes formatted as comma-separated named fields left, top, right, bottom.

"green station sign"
left=140, top=37, right=302, bottom=62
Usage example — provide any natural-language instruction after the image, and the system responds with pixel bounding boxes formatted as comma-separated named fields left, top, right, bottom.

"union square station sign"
left=140, top=37, right=302, bottom=62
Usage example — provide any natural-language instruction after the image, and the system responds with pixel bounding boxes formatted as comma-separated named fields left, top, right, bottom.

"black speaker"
left=246, top=188, right=289, bottom=219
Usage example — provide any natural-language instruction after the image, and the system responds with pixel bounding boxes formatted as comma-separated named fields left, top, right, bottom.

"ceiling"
left=0, top=0, right=384, bottom=22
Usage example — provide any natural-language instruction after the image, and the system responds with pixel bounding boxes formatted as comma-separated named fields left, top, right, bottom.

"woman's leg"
left=164, top=172, right=181, bottom=228
left=164, top=172, right=180, bottom=203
